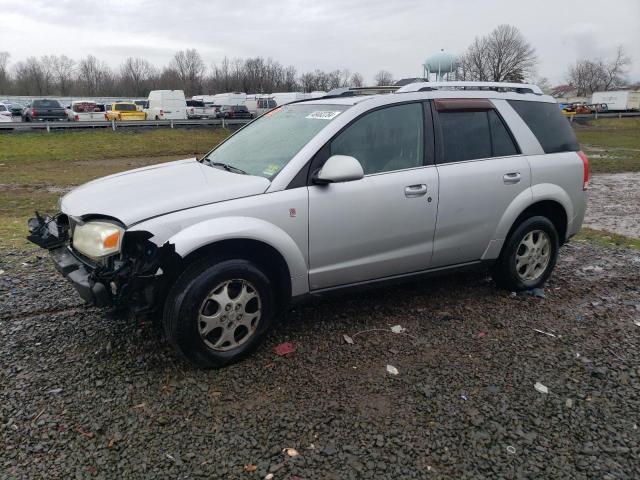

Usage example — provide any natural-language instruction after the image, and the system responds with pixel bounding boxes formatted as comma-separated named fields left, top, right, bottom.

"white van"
left=271, top=92, right=310, bottom=106
left=144, top=90, right=187, bottom=120
left=212, top=92, right=246, bottom=106
left=245, top=95, right=276, bottom=117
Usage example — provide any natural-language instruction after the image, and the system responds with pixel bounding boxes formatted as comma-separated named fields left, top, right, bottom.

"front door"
left=308, top=102, right=438, bottom=290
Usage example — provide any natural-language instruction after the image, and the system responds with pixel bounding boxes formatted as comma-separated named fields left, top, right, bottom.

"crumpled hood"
left=60, top=158, right=270, bottom=226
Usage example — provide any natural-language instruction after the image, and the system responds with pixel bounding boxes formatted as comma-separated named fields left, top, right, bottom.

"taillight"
left=74, top=115, right=79, bottom=121
left=32, top=108, right=38, bottom=117
left=577, top=151, right=589, bottom=190
left=160, top=109, right=164, bottom=116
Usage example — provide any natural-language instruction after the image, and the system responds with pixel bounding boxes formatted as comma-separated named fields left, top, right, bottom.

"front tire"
left=492, top=216, right=559, bottom=291
left=163, top=258, right=276, bottom=368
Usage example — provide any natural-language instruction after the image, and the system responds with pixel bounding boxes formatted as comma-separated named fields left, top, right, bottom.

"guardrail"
left=566, top=111, right=640, bottom=121
left=0, top=118, right=252, bottom=132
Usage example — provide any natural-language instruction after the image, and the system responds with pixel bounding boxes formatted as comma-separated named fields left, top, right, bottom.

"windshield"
left=33, top=99, right=61, bottom=108
left=204, top=103, right=348, bottom=179
left=115, top=104, right=137, bottom=111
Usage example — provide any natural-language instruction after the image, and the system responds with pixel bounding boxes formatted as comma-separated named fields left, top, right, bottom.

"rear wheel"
left=492, top=216, right=559, bottom=291
left=163, top=258, right=276, bottom=368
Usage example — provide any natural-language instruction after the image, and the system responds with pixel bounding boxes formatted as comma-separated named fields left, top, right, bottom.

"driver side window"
left=330, top=103, right=425, bottom=175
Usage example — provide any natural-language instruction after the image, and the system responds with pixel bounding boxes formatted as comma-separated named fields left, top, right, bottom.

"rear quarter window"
left=508, top=100, right=579, bottom=153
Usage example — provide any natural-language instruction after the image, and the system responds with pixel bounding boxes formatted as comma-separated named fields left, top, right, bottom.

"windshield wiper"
left=206, top=159, right=247, bottom=175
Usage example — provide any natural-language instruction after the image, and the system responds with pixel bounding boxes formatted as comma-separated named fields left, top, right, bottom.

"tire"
left=163, top=258, right=276, bottom=368
left=492, top=216, right=559, bottom=291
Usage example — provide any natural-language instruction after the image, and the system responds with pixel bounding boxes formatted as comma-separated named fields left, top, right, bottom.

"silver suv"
left=28, top=81, right=588, bottom=368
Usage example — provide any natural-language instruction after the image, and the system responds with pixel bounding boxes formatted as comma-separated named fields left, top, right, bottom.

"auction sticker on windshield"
left=305, top=111, right=342, bottom=120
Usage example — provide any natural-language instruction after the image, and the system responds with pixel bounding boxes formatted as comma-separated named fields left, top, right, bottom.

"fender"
left=482, top=183, right=573, bottom=260
left=165, top=216, right=309, bottom=296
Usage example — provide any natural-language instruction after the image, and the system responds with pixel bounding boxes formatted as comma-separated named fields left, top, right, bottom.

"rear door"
left=308, top=101, right=438, bottom=290
left=431, top=99, right=530, bottom=267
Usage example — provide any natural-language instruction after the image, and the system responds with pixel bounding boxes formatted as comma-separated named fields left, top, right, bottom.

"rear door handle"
left=404, top=184, right=427, bottom=197
left=503, top=172, right=521, bottom=184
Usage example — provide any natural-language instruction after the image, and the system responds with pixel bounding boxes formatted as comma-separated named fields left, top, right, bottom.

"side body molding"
left=165, top=216, right=309, bottom=296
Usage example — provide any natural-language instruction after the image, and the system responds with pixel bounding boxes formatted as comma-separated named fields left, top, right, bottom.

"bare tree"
left=78, top=55, right=114, bottom=95
left=46, top=55, right=75, bottom=95
left=0, top=51, right=10, bottom=92
left=374, top=70, right=394, bottom=86
left=458, top=25, right=537, bottom=82
left=13, top=57, right=51, bottom=94
left=349, top=72, right=364, bottom=87
left=603, top=45, right=631, bottom=90
left=567, top=46, right=631, bottom=96
left=120, top=57, right=156, bottom=96
left=171, top=49, right=205, bottom=95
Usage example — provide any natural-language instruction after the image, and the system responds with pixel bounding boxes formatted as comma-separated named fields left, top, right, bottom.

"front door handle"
left=503, top=172, right=521, bottom=184
left=404, top=184, right=427, bottom=197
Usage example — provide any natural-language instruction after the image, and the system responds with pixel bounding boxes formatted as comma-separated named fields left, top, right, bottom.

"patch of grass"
left=0, top=128, right=230, bottom=248
left=574, top=227, right=640, bottom=250
left=574, top=118, right=640, bottom=173
left=0, top=128, right=230, bottom=185
left=1, top=128, right=228, bottom=164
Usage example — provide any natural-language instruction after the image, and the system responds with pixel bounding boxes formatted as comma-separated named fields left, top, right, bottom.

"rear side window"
left=488, top=110, right=519, bottom=157
left=438, top=109, right=519, bottom=163
left=508, top=100, right=579, bottom=153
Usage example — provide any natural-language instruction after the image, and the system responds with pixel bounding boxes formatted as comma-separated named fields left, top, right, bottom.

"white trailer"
left=212, top=92, right=246, bottom=106
left=271, top=92, right=310, bottom=106
left=591, top=90, right=640, bottom=111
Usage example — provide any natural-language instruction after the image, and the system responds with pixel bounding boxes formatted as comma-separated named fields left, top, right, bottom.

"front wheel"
left=163, top=258, right=276, bottom=368
left=492, top=216, right=559, bottom=291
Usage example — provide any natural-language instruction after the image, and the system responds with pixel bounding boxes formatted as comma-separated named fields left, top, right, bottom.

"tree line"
left=0, top=25, right=633, bottom=98
left=0, top=49, right=373, bottom=97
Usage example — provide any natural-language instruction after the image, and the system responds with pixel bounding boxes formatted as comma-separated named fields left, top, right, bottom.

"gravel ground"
left=585, top=173, right=640, bottom=238
left=1, top=242, right=640, bottom=479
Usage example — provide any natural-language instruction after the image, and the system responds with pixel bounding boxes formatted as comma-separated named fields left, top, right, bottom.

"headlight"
left=72, top=221, right=124, bottom=259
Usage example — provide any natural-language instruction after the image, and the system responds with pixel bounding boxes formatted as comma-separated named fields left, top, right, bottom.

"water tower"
left=423, top=50, right=458, bottom=81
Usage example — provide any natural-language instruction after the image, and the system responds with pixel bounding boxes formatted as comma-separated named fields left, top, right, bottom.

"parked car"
left=22, top=99, right=67, bottom=122
left=105, top=102, right=147, bottom=121
left=219, top=104, right=253, bottom=119
left=27, top=81, right=588, bottom=369
left=587, top=103, right=608, bottom=113
left=144, top=90, right=187, bottom=120
left=66, top=100, right=107, bottom=121
left=186, top=100, right=218, bottom=119
left=0, top=103, right=11, bottom=122
left=134, top=100, right=147, bottom=111
left=0, top=102, right=12, bottom=120
left=2, top=102, right=24, bottom=116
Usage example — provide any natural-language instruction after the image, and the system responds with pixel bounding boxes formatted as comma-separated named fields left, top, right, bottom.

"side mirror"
left=313, top=155, right=364, bottom=184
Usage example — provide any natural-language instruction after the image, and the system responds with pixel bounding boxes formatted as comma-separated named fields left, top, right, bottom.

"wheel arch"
left=505, top=199, right=568, bottom=248
left=145, top=216, right=309, bottom=309
left=483, top=186, right=571, bottom=261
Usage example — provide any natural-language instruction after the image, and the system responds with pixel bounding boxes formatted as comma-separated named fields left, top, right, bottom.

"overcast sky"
left=1, top=0, right=639, bottom=85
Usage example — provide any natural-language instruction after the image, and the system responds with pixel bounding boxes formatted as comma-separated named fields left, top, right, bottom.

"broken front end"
left=27, top=212, right=176, bottom=312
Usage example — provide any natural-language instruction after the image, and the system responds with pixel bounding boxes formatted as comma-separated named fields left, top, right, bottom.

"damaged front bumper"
left=50, top=246, right=112, bottom=306
left=27, top=212, right=177, bottom=312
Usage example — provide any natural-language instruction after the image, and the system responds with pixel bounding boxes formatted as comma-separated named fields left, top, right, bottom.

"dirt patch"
left=585, top=172, right=640, bottom=238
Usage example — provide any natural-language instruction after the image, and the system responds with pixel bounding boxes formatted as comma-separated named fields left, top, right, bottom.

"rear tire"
left=163, top=258, right=276, bottom=369
left=492, top=216, right=559, bottom=291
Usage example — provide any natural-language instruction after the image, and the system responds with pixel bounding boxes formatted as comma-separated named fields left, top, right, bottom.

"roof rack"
left=396, top=81, right=543, bottom=95
left=324, top=86, right=399, bottom=98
